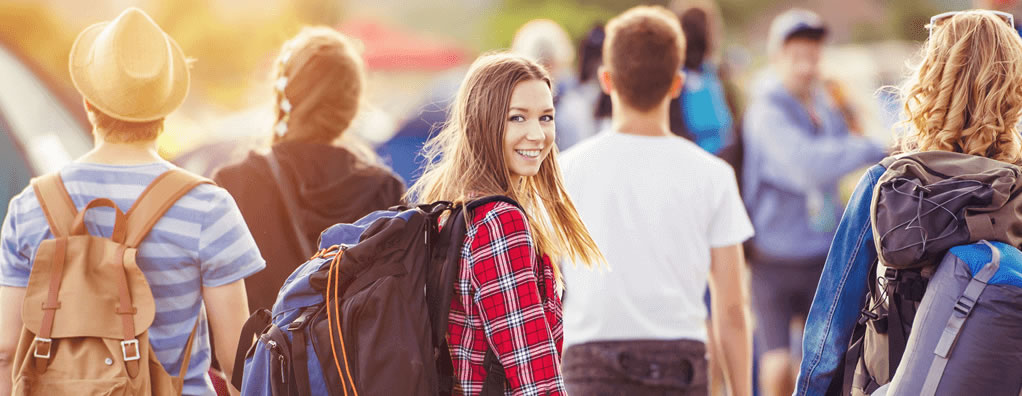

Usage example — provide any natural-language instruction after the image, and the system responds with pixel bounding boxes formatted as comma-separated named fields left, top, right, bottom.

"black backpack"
left=233, top=197, right=520, bottom=395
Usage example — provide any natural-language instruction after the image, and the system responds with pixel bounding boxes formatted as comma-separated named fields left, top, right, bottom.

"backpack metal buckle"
left=33, top=337, right=52, bottom=359
left=121, top=339, right=141, bottom=361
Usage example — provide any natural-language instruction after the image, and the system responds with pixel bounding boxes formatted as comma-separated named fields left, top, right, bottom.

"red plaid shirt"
left=447, top=201, right=565, bottom=396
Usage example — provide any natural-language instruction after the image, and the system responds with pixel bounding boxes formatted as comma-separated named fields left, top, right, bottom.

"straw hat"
left=69, top=7, right=189, bottom=122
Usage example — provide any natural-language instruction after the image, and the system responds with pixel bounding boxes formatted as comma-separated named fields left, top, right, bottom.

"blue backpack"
left=232, top=197, right=517, bottom=396
left=679, top=64, right=734, bottom=155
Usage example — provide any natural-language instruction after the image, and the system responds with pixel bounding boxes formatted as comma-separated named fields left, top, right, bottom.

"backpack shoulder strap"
left=125, top=169, right=213, bottom=248
left=30, top=172, right=78, bottom=237
left=465, top=195, right=524, bottom=215
left=879, top=155, right=900, bottom=169
left=177, top=316, right=202, bottom=382
left=264, top=151, right=316, bottom=258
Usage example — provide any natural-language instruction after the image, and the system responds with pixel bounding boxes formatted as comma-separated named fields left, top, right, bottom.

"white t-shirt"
left=558, top=130, right=754, bottom=347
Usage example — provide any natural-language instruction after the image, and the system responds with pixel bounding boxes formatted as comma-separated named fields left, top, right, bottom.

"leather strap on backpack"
left=28, top=172, right=75, bottom=370
left=113, top=244, right=143, bottom=378
left=32, top=237, right=67, bottom=373
left=121, top=170, right=210, bottom=378
left=124, top=169, right=213, bottom=248
left=30, top=173, right=77, bottom=237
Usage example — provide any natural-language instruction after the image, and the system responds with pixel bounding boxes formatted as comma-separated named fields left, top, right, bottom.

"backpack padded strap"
left=124, top=169, right=212, bottom=248
left=879, top=155, right=900, bottom=170
left=232, top=308, right=273, bottom=391
left=30, top=173, right=77, bottom=238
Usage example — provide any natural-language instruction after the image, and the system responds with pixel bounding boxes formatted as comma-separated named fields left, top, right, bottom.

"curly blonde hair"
left=898, top=10, right=1022, bottom=164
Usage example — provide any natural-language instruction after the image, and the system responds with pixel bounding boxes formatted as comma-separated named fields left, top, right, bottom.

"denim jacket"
left=794, top=164, right=887, bottom=396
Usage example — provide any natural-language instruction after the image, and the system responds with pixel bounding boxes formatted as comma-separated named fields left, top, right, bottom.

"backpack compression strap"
left=173, top=315, right=203, bottom=393
left=30, top=172, right=78, bottom=237
left=124, top=169, right=213, bottom=248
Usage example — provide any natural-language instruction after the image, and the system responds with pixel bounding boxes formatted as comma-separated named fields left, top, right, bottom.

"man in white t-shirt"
left=559, top=6, right=754, bottom=396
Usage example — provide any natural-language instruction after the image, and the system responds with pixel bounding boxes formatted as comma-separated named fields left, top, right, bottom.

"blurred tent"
left=334, top=19, right=473, bottom=186
left=338, top=19, right=469, bottom=71
left=376, top=69, right=465, bottom=187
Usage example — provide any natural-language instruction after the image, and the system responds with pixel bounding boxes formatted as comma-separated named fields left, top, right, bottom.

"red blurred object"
left=337, top=19, right=469, bottom=71
left=209, top=368, right=230, bottom=396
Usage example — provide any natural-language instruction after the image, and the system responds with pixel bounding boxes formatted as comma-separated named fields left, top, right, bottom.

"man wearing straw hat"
left=0, top=8, right=264, bottom=396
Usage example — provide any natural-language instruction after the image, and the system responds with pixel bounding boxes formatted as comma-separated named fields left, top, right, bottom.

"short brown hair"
left=87, top=103, right=164, bottom=143
left=604, top=6, right=685, bottom=111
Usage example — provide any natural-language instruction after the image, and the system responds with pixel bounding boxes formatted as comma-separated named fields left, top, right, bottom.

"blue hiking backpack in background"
left=680, top=64, right=734, bottom=155
left=232, top=197, right=518, bottom=396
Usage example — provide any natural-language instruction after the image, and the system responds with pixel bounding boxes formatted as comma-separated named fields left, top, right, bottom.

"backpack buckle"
left=884, top=267, right=900, bottom=281
left=121, top=339, right=141, bottom=361
left=954, top=295, right=976, bottom=316
left=33, top=337, right=52, bottom=359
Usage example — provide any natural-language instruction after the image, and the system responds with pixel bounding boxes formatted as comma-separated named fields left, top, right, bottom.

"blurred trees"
left=152, top=0, right=307, bottom=110
left=483, top=0, right=623, bottom=50
left=0, top=3, right=75, bottom=86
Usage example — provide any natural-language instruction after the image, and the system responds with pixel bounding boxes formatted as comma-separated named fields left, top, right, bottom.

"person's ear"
left=670, top=70, right=685, bottom=99
left=598, top=66, right=614, bottom=95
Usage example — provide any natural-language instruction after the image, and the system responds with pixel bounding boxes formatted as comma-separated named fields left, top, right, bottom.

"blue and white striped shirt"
left=0, top=161, right=266, bottom=396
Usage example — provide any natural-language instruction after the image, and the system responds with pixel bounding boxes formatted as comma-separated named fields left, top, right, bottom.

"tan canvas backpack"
left=11, top=169, right=211, bottom=396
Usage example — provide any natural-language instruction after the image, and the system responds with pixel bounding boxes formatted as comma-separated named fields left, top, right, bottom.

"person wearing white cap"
left=740, top=8, right=887, bottom=396
left=0, top=8, right=264, bottom=396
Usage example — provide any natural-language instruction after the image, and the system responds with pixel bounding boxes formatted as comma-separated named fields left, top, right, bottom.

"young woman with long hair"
left=795, top=10, right=1022, bottom=395
left=406, top=52, right=604, bottom=395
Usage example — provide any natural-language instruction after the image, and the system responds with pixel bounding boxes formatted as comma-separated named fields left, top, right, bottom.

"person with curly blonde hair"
left=897, top=12, right=1022, bottom=164
left=794, top=10, right=1022, bottom=396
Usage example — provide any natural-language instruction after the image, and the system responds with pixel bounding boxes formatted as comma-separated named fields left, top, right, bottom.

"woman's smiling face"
left=503, top=79, right=556, bottom=179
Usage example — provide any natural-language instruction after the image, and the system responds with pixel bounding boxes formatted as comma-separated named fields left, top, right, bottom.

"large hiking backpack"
left=886, top=240, right=1022, bottom=395
left=233, top=197, right=516, bottom=396
left=12, top=170, right=210, bottom=396
left=839, top=151, right=1022, bottom=395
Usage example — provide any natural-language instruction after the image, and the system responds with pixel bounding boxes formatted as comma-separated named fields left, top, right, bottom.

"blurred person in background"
left=669, top=3, right=738, bottom=160
left=212, top=27, right=404, bottom=314
left=741, top=9, right=887, bottom=396
left=554, top=24, right=612, bottom=150
left=512, top=18, right=577, bottom=103
left=670, top=5, right=745, bottom=394
left=560, top=6, right=753, bottom=395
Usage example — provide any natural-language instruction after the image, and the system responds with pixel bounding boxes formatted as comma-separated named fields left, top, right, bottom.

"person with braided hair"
left=212, top=27, right=404, bottom=314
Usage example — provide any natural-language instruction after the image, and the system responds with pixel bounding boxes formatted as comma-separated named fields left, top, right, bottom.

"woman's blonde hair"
left=898, top=10, right=1022, bottom=164
left=406, top=52, right=605, bottom=277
